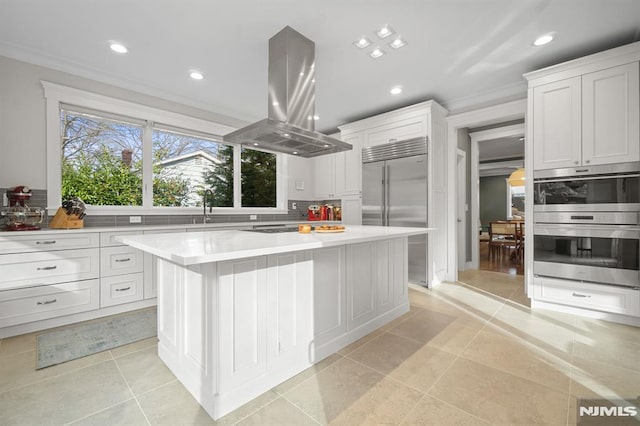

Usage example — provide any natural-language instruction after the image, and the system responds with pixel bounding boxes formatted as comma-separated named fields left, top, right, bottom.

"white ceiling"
left=1, top=1, right=639, bottom=133
left=479, top=135, right=524, bottom=162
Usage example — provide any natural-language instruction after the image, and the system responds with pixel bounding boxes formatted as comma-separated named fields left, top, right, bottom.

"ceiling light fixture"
left=353, top=37, right=372, bottom=49
left=253, top=142, right=259, bottom=146
left=533, top=33, right=555, bottom=47
left=389, top=38, right=407, bottom=49
left=519, top=137, right=525, bottom=141
left=376, top=25, right=395, bottom=39
left=390, top=86, right=402, bottom=95
left=292, top=151, right=298, bottom=155
left=314, top=115, right=320, bottom=120
left=189, top=71, right=204, bottom=80
left=369, top=48, right=385, bottom=59
left=109, top=42, right=128, bottom=54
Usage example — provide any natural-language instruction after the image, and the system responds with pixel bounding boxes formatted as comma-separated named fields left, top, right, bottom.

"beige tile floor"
left=1, top=270, right=639, bottom=425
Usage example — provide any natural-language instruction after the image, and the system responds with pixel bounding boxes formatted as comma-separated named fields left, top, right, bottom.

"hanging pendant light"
left=508, top=167, right=525, bottom=186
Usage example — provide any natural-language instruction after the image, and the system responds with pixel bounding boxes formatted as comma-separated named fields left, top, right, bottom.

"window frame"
left=43, top=81, right=288, bottom=215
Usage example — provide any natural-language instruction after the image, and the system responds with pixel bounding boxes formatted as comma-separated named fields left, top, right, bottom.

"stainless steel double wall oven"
left=533, top=163, right=640, bottom=288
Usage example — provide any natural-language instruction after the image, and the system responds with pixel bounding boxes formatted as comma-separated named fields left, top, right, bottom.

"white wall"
left=0, top=55, right=247, bottom=189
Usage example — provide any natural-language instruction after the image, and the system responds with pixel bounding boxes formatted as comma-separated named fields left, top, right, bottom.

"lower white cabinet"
left=309, top=246, right=347, bottom=347
left=218, top=256, right=268, bottom=391
left=100, top=246, right=144, bottom=277
left=0, top=279, right=100, bottom=328
left=347, top=243, right=377, bottom=330
left=534, top=276, right=640, bottom=316
left=100, top=273, right=144, bottom=307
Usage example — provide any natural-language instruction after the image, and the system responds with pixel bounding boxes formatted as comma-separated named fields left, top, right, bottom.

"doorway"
left=470, top=123, right=525, bottom=275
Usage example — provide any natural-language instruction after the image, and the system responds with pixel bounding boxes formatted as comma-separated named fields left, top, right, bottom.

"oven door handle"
left=534, top=224, right=640, bottom=239
left=534, top=173, right=640, bottom=184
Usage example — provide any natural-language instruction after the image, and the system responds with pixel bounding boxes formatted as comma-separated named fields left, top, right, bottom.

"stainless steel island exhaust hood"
left=223, top=26, right=352, bottom=158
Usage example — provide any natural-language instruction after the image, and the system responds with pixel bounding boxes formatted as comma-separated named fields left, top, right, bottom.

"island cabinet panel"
left=346, top=242, right=377, bottom=330
left=218, top=257, right=268, bottom=391
left=308, top=246, right=346, bottom=347
left=392, top=238, right=409, bottom=306
left=266, top=252, right=312, bottom=368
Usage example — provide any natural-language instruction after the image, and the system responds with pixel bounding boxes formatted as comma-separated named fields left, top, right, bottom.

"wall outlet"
left=292, top=202, right=297, bottom=210
left=250, top=214, right=257, bottom=221
left=129, top=216, right=142, bottom=223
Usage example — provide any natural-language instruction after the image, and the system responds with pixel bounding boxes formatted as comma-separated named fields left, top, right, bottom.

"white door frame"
left=445, top=99, right=527, bottom=283
left=469, top=123, right=525, bottom=269
left=456, top=149, right=468, bottom=271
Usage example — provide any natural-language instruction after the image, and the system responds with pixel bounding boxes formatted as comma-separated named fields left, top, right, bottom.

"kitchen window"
left=43, top=82, right=287, bottom=214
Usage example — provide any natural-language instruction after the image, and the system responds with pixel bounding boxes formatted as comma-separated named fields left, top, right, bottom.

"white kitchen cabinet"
left=309, top=246, right=346, bottom=347
left=340, top=195, right=362, bottom=225
left=582, top=62, right=640, bottom=166
left=346, top=242, right=377, bottom=330
left=335, top=132, right=363, bottom=196
left=266, top=252, right=312, bottom=368
left=528, top=57, right=640, bottom=170
left=534, top=276, right=640, bottom=317
left=0, top=232, right=99, bottom=254
left=218, top=256, right=268, bottom=391
left=100, top=245, right=144, bottom=277
left=0, top=279, right=100, bottom=328
left=364, top=115, right=428, bottom=148
left=0, top=248, right=100, bottom=291
left=532, top=77, right=582, bottom=170
left=100, top=273, right=144, bottom=307
left=314, top=152, right=337, bottom=198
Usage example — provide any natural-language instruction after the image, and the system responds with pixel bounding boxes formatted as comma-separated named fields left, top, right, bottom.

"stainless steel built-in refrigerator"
left=362, top=137, right=428, bottom=286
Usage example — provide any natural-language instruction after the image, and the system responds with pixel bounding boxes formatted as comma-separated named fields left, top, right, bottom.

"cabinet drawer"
left=100, top=230, right=142, bottom=247
left=100, top=246, right=144, bottom=277
left=0, top=248, right=100, bottom=291
left=0, top=233, right=99, bottom=254
left=100, top=273, right=144, bottom=307
left=535, top=277, right=640, bottom=316
left=0, top=279, right=100, bottom=328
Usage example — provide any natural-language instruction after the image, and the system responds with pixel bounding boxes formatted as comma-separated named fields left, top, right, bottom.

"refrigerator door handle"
left=381, top=163, right=387, bottom=226
left=384, top=163, right=390, bottom=226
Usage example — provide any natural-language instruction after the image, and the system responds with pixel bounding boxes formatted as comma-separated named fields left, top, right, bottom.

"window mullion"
left=142, top=121, right=154, bottom=208
left=233, top=145, right=242, bottom=208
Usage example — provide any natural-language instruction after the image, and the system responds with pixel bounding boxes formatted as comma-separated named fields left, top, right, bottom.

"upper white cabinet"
left=532, top=77, right=582, bottom=169
left=314, top=151, right=337, bottom=198
left=335, top=132, right=363, bottom=196
left=527, top=44, right=640, bottom=171
left=582, top=62, right=639, bottom=166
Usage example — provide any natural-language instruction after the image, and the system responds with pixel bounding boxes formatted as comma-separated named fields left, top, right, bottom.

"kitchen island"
left=117, top=225, right=431, bottom=420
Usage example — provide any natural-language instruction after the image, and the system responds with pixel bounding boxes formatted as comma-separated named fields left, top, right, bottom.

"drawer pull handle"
left=115, top=258, right=131, bottom=263
left=37, top=266, right=57, bottom=271
left=115, top=286, right=131, bottom=292
left=37, top=299, right=57, bottom=305
left=36, top=240, right=57, bottom=245
left=572, top=292, right=591, bottom=298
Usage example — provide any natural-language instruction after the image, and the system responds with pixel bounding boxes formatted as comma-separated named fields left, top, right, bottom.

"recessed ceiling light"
left=376, top=25, right=395, bottom=39
left=272, top=101, right=279, bottom=106
left=253, top=142, right=259, bottom=146
left=109, top=42, right=128, bottom=54
left=533, top=33, right=555, bottom=47
left=292, top=151, right=298, bottom=155
left=314, top=115, right=319, bottom=120
left=390, top=86, right=402, bottom=95
left=323, top=144, right=329, bottom=148
left=190, top=71, right=204, bottom=80
left=353, top=37, right=372, bottom=49
left=369, top=48, right=385, bottom=59
left=389, top=37, right=407, bottom=49
left=519, top=137, right=525, bottom=141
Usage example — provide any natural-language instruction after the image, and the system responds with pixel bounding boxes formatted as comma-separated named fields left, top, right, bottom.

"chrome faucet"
left=203, top=189, right=214, bottom=223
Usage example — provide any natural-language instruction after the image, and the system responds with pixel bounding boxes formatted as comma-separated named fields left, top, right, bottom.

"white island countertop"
left=117, top=225, right=432, bottom=265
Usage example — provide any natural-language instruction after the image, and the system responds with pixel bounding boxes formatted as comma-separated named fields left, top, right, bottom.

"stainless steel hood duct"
left=223, top=26, right=352, bottom=158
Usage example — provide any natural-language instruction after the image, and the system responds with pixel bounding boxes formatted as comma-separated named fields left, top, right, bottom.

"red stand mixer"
left=1, top=186, right=44, bottom=231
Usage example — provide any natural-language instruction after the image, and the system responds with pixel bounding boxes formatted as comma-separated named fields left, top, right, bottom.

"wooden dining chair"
left=488, top=221, right=518, bottom=261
